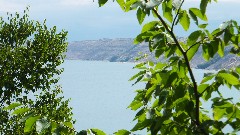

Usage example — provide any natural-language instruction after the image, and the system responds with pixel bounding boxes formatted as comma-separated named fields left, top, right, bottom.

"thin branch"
left=186, top=42, right=201, bottom=53
left=152, top=7, right=202, bottom=132
left=171, top=0, right=185, bottom=32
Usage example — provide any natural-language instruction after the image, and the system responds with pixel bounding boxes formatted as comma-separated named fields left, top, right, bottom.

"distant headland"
left=66, top=38, right=239, bottom=70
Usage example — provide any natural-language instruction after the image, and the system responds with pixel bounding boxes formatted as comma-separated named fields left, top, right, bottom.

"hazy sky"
left=0, top=0, right=239, bottom=41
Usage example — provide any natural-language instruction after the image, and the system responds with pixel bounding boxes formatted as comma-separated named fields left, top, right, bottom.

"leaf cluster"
left=98, top=0, right=240, bottom=134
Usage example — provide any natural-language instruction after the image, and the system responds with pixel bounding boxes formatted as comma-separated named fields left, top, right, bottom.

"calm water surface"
left=59, top=60, right=143, bottom=134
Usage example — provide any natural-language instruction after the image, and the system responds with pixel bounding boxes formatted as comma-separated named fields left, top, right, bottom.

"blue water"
left=59, top=60, right=239, bottom=134
left=59, top=60, right=144, bottom=134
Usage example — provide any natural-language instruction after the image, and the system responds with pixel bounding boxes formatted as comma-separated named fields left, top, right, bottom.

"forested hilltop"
left=66, top=38, right=239, bottom=70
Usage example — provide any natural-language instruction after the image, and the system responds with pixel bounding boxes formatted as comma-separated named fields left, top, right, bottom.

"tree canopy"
left=0, top=9, right=75, bottom=134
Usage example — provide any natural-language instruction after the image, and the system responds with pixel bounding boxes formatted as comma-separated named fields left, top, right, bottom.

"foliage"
left=0, top=8, right=75, bottom=134
left=2, top=0, right=240, bottom=134
left=98, top=0, right=240, bottom=134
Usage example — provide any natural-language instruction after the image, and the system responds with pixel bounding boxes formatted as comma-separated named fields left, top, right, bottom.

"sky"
left=0, top=0, right=239, bottom=41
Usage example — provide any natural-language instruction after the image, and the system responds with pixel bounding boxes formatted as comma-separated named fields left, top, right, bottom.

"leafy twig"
left=171, top=0, right=185, bottom=32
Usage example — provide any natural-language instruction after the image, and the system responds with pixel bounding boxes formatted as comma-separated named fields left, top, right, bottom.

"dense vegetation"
left=0, top=9, right=75, bottom=134
left=1, top=0, right=240, bottom=134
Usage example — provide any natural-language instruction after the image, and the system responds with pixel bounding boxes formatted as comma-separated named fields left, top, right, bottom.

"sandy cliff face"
left=66, top=38, right=239, bottom=70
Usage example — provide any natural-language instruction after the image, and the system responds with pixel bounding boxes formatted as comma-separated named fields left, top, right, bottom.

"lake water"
left=59, top=60, right=239, bottom=134
left=59, top=60, right=143, bottom=134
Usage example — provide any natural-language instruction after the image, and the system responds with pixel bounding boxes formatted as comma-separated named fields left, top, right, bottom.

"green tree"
left=4, top=1, right=240, bottom=134
left=0, top=9, right=75, bottom=134
left=98, top=0, right=240, bottom=134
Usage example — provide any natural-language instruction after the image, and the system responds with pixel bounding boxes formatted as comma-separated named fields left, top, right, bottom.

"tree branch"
left=186, top=41, right=202, bottom=53
left=171, top=0, right=185, bottom=32
left=152, top=7, right=201, bottom=130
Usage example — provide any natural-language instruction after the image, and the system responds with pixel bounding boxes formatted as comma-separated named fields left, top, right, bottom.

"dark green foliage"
left=0, top=9, right=67, bottom=105
left=0, top=9, right=74, bottom=134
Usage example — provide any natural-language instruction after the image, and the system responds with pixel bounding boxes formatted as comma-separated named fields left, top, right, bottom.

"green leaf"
left=185, top=101, right=194, bottom=116
left=51, top=122, right=58, bottom=133
left=202, top=86, right=212, bottom=101
left=236, top=108, right=240, bottom=119
left=116, top=0, right=125, bottom=11
left=201, top=74, right=215, bottom=84
left=198, top=84, right=209, bottom=94
left=77, top=130, right=88, bottom=135
left=217, top=40, right=224, bottom=57
left=135, top=108, right=147, bottom=122
left=137, top=8, right=146, bottom=25
left=155, top=62, right=167, bottom=70
left=224, top=29, right=232, bottom=44
left=236, top=67, right=240, bottom=74
left=178, top=60, right=187, bottom=78
left=145, top=85, right=156, bottom=99
left=200, top=0, right=208, bottom=14
left=202, top=43, right=211, bottom=61
left=19, top=112, right=35, bottom=123
left=189, top=8, right=207, bottom=21
left=179, top=10, right=190, bottom=31
left=64, top=121, right=74, bottom=128
left=187, top=43, right=200, bottom=61
left=187, top=30, right=202, bottom=46
left=159, top=72, right=170, bottom=86
left=128, top=100, right=143, bottom=111
left=211, top=28, right=223, bottom=37
left=98, top=0, right=108, bottom=7
left=162, top=0, right=173, bottom=23
left=134, top=31, right=155, bottom=44
left=170, top=97, right=188, bottom=109
left=141, top=21, right=159, bottom=33
left=3, top=102, right=22, bottom=110
left=198, top=23, right=208, bottom=29
left=114, top=129, right=131, bottom=135
left=165, top=45, right=177, bottom=58
left=131, top=119, right=152, bottom=131
left=155, top=44, right=166, bottom=58
left=36, top=118, right=50, bottom=134
left=90, top=128, right=107, bottom=135
left=189, top=9, right=198, bottom=25
left=133, top=75, right=144, bottom=85
left=210, top=40, right=219, bottom=58
left=24, top=116, right=41, bottom=133
left=134, top=62, right=146, bottom=69
left=129, top=71, right=145, bottom=81
left=212, top=98, right=234, bottom=120
left=213, top=107, right=225, bottom=121
left=218, top=73, right=240, bottom=85
left=12, top=108, right=30, bottom=115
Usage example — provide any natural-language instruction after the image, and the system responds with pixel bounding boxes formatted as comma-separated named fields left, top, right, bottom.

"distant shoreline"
left=65, top=38, right=240, bottom=70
